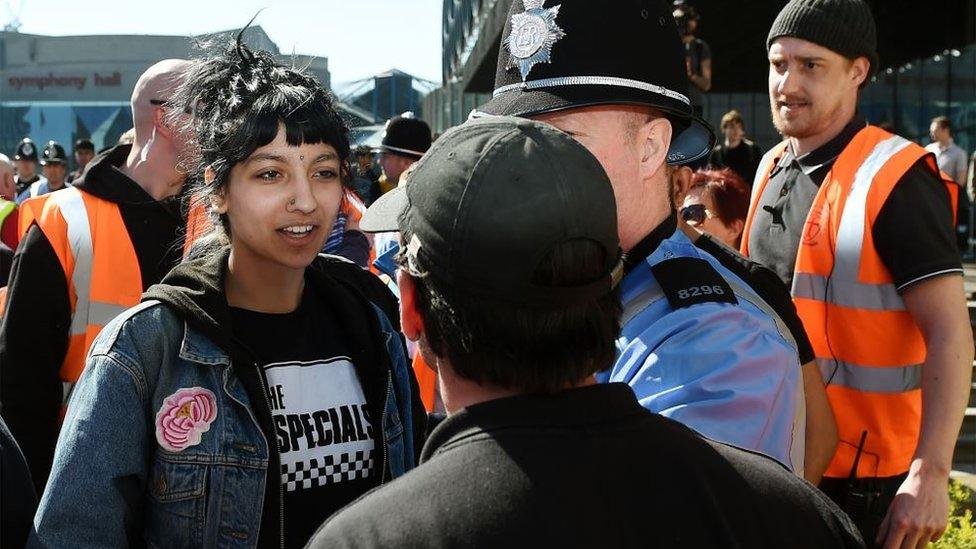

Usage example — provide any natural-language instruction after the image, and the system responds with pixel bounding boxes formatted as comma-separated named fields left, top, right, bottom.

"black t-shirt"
left=709, top=139, right=763, bottom=186
left=747, top=114, right=962, bottom=290
left=307, top=384, right=863, bottom=548
left=230, top=286, right=378, bottom=549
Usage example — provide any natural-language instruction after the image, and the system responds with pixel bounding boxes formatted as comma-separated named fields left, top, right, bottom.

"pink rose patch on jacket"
left=155, top=387, right=218, bottom=452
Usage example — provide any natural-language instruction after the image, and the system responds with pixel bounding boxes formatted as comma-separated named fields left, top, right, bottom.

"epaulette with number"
left=650, top=257, right=738, bottom=310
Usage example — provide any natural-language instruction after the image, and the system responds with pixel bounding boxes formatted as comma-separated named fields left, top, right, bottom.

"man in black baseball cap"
left=373, top=112, right=431, bottom=198
left=476, top=0, right=807, bottom=473
left=11, top=138, right=47, bottom=202
left=307, top=116, right=862, bottom=548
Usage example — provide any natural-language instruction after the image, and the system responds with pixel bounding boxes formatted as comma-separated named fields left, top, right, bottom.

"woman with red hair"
left=680, top=168, right=751, bottom=248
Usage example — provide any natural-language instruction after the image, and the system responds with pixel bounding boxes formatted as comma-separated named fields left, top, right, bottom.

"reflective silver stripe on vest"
left=62, top=381, right=76, bottom=407
left=817, top=358, right=922, bottom=393
left=88, top=301, right=129, bottom=327
left=744, top=145, right=787, bottom=257
left=51, top=187, right=94, bottom=337
left=831, top=135, right=912, bottom=289
left=52, top=189, right=128, bottom=335
left=791, top=272, right=905, bottom=311
left=791, top=135, right=912, bottom=312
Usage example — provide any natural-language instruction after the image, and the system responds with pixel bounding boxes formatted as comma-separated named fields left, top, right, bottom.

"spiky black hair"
left=171, top=22, right=350, bottom=235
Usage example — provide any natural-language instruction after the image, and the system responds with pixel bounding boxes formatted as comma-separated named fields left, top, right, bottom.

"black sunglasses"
left=680, top=203, right=717, bottom=225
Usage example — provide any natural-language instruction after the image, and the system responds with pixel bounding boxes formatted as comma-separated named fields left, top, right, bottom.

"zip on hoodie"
left=381, top=370, right=392, bottom=483
left=252, top=360, right=286, bottom=549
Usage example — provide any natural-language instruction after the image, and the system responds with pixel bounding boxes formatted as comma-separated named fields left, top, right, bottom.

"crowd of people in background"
left=0, top=0, right=972, bottom=548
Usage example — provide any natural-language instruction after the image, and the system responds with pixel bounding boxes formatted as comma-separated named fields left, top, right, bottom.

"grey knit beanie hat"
left=767, top=0, right=879, bottom=76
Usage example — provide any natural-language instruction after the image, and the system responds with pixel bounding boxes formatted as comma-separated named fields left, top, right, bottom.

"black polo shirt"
left=747, top=114, right=961, bottom=291
left=307, top=383, right=863, bottom=548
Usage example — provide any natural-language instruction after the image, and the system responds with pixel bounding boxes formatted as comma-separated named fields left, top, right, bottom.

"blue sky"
left=6, top=0, right=443, bottom=85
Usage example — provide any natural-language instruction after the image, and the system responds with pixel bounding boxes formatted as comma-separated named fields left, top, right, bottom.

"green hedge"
left=930, top=480, right=976, bottom=548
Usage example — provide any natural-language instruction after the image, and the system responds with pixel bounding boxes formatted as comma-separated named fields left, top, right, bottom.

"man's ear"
left=671, top=166, right=695, bottom=206
left=639, top=115, right=674, bottom=182
left=397, top=269, right=425, bottom=342
left=153, top=105, right=175, bottom=139
left=851, top=57, right=870, bottom=89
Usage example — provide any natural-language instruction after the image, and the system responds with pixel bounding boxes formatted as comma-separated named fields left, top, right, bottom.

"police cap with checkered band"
left=476, top=0, right=714, bottom=164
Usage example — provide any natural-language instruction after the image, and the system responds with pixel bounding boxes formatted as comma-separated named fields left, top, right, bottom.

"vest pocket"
left=145, top=456, right=208, bottom=546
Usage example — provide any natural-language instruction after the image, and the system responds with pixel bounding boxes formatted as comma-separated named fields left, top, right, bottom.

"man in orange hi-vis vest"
left=741, top=1, right=972, bottom=547
left=0, top=60, right=193, bottom=493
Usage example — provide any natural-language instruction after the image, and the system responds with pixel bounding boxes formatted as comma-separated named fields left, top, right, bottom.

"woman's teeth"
left=282, top=225, right=314, bottom=235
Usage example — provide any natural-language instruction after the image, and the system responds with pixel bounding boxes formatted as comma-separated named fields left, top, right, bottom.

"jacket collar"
left=420, top=383, right=645, bottom=463
left=179, top=320, right=231, bottom=366
left=623, top=213, right=678, bottom=275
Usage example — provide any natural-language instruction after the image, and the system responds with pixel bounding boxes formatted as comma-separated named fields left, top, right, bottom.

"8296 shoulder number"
left=677, top=285, right=726, bottom=300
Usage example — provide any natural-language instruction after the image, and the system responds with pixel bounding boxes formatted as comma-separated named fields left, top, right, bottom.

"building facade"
left=431, top=0, right=976, bottom=151
left=0, top=26, right=329, bottom=164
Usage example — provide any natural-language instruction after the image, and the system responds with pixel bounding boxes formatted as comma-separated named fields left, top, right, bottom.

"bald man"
left=0, top=60, right=194, bottom=492
left=0, top=153, right=19, bottom=250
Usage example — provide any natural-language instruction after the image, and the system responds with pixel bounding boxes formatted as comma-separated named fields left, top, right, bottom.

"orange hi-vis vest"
left=19, top=187, right=142, bottom=410
left=741, top=126, right=958, bottom=479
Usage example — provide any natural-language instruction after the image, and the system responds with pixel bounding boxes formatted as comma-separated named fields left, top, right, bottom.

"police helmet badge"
left=22, top=142, right=34, bottom=157
left=505, top=0, right=565, bottom=81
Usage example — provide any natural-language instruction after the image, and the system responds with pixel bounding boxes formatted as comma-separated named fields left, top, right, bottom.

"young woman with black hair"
left=32, top=39, right=424, bottom=549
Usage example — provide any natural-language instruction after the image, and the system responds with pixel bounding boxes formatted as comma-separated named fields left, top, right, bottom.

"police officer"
left=372, top=113, right=432, bottom=199
left=11, top=138, right=47, bottom=203
left=27, top=141, right=70, bottom=200
left=475, top=0, right=806, bottom=472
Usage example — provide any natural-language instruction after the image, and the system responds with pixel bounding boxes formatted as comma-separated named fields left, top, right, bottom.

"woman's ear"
left=730, top=218, right=745, bottom=241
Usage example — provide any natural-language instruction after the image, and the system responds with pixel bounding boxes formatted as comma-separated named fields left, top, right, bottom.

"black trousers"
left=819, top=473, right=908, bottom=548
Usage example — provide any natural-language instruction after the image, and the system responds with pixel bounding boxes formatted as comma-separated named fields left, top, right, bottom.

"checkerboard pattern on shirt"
left=281, top=450, right=375, bottom=492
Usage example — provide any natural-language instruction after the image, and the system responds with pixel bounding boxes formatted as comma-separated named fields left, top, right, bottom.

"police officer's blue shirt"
left=598, top=218, right=804, bottom=471
left=14, top=177, right=56, bottom=205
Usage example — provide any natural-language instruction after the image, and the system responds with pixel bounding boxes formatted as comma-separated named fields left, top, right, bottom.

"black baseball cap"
left=475, top=0, right=714, bottom=165
left=361, top=116, right=623, bottom=304
left=372, top=113, right=432, bottom=159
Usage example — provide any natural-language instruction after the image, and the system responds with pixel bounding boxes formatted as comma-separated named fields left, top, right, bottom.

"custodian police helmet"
left=13, top=138, right=39, bottom=162
left=40, top=141, right=67, bottom=165
left=477, top=0, right=714, bottom=164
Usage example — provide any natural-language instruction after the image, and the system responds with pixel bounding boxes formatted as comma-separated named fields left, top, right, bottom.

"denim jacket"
left=31, top=296, right=416, bottom=548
